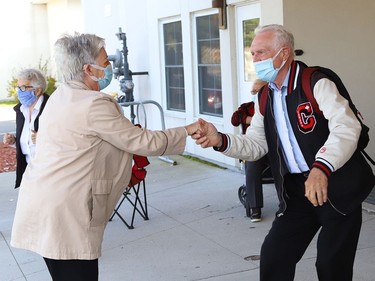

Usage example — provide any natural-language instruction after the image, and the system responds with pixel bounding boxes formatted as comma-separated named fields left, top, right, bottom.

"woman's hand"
left=3, top=133, right=15, bottom=145
left=31, top=130, right=37, bottom=144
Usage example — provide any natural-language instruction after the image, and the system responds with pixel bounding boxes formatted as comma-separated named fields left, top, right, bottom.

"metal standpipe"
left=119, top=100, right=177, bottom=166
left=109, top=27, right=177, bottom=165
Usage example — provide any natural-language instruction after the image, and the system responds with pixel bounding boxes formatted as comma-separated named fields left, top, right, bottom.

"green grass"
left=0, top=101, right=17, bottom=106
left=180, top=154, right=227, bottom=169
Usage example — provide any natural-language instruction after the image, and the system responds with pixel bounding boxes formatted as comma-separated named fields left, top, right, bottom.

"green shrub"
left=7, top=58, right=57, bottom=102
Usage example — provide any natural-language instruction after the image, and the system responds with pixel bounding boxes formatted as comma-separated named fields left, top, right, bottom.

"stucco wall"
left=283, top=0, right=375, bottom=165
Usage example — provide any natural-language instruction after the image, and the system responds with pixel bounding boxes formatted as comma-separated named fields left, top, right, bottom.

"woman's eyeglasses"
left=16, top=85, right=34, bottom=92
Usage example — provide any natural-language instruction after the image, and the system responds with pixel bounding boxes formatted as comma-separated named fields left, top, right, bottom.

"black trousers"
left=244, top=155, right=269, bottom=209
left=43, top=257, right=98, bottom=281
left=260, top=173, right=362, bottom=281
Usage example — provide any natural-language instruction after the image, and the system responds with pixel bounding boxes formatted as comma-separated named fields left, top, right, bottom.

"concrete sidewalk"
left=0, top=105, right=16, bottom=122
left=0, top=155, right=374, bottom=281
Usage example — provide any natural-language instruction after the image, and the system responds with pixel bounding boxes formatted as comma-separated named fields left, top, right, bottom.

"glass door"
left=236, top=3, right=261, bottom=105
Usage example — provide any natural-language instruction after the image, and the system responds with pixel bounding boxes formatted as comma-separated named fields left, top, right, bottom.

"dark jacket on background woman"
left=13, top=93, right=49, bottom=188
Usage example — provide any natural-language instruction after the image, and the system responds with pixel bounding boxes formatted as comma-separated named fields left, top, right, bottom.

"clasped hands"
left=185, top=119, right=329, bottom=208
left=184, top=118, right=221, bottom=148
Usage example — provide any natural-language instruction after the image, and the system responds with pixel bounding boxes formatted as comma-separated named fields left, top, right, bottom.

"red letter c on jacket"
left=296, top=102, right=316, bottom=134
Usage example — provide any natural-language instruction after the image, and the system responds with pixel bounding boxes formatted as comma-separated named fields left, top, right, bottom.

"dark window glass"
left=196, top=14, right=222, bottom=116
left=163, top=21, right=185, bottom=111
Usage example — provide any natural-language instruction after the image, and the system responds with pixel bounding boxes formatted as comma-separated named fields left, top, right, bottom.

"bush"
left=7, top=58, right=57, bottom=102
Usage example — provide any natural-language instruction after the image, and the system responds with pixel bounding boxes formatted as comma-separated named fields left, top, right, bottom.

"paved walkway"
left=0, top=105, right=16, bottom=121
left=0, top=155, right=375, bottom=281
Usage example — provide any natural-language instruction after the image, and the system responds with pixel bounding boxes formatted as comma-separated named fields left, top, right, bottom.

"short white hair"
left=54, top=33, right=106, bottom=82
left=17, top=68, right=47, bottom=92
left=255, top=24, right=295, bottom=55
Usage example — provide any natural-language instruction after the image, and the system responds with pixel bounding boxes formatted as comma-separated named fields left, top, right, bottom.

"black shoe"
left=250, top=208, right=262, bottom=223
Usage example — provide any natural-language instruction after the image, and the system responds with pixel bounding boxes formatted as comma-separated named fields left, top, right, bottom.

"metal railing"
left=119, top=100, right=177, bottom=165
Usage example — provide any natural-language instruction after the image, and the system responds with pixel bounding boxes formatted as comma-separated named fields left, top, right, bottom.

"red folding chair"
left=110, top=154, right=150, bottom=229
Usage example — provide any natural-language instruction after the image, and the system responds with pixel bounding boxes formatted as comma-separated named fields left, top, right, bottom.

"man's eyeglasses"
left=16, top=85, right=34, bottom=92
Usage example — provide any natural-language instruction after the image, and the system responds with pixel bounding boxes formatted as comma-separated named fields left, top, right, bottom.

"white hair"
left=17, top=68, right=47, bottom=92
left=255, top=24, right=295, bottom=55
left=54, top=33, right=105, bottom=82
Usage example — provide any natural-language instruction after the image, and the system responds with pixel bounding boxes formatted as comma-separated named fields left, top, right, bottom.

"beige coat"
left=11, top=81, right=187, bottom=259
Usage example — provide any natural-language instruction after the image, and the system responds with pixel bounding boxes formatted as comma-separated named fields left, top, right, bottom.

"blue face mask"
left=90, top=64, right=113, bottom=90
left=254, top=48, right=286, bottom=82
left=17, top=89, right=37, bottom=107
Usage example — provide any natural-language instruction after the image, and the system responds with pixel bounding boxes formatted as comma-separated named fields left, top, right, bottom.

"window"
left=243, top=18, right=259, bottom=81
left=196, top=14, right=222, bottom=117
left=163, top=21, right=185, bottom=111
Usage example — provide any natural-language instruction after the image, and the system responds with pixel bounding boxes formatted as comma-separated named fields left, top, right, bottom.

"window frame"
left=192, top=11, right=223, bottom=119
left=159, top=17, right=186, bottom=116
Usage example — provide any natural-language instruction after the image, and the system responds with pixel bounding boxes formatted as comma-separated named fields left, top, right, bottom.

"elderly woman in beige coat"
left=11, top=33, right=200, bottom=281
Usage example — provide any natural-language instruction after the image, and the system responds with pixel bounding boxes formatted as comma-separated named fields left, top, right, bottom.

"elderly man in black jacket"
left=193, top=24, right=375, bottom=281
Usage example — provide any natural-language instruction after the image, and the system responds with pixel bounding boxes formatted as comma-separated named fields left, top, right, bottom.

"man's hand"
left=191, top=118, right=222, bottom=148
left=304, top=168, right=328, bottom=207
left=3, top=133, right=15, bottom=145
left=184, top=121, right=201, bottom=136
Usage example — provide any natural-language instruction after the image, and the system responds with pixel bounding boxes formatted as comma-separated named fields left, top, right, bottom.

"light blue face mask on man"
left=254, top=48, right=286, bottom=82
left=17, top=89, right=37, bottom=107
left=89, top=64, right=113, bottom=90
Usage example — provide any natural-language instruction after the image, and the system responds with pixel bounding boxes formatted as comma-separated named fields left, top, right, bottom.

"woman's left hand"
left=31, top=130, right=37, bottom=144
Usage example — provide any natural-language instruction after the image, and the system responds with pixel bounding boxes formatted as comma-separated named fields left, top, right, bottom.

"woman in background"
left=2, top=69, right=49, bottom=188
left=231, top=79, right=271, bottom=222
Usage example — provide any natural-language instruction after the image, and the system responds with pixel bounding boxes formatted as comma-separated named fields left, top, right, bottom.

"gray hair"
left=17, top=68, right=47, bottom=92
left=255, top=24, right=295, bottom=55
left=54, top=33, right=106, bottom=82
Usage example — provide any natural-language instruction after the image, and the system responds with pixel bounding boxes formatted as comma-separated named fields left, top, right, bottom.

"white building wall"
left=46, top=0, right=84, bottom=55
left=0, top=0, right=83, bottom=101
left=81, top=0, right=152, bottom=126
left=0, top=0, right=50, bottom=100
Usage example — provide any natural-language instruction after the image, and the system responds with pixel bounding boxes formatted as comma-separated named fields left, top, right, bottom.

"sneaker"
left=250, top=208, right=262, bottom=223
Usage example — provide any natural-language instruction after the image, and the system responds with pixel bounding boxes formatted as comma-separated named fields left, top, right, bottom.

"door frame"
left=235, top=2, right=261, bottom=105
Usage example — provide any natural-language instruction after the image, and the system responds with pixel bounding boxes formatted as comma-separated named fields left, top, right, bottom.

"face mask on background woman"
left=17, top=88, right=37, bottom=107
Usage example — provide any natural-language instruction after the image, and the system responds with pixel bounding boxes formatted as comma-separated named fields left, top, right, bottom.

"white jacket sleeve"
left=221, top=100, right=269, bottom=161
left=313, top=78, right=361, bottom=172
